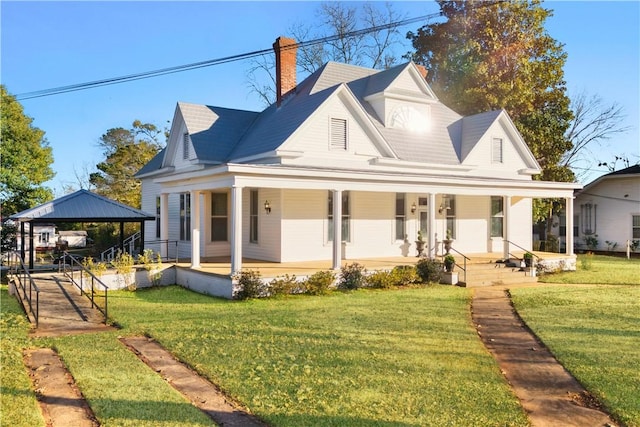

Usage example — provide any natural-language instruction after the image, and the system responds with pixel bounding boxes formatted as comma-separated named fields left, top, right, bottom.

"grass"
left=539, top=253, right=640, bottom=285
left=0, top=286, right=44, bottom=427
left=109, top=286, right=528, bottom=427
left=511, top=284, right=640, bottom=427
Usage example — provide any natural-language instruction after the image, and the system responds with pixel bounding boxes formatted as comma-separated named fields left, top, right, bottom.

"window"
left=581, top=203, right=597, bottom=235
left=330, top=118, right=347, bottom=150
left=250, top=190, right=258, bottom=243
left=39, top=232, right=50, bottom=244
left=211, top=192, right=228, bottom=242
left=328, top=191, right=350, bottom=242
left=492, top=138, right=503, bottom=163
left=179, top=193, right=191, bottom=241
left=491, top=196, right=504, bottom=238
left=395, top=193, right=406, bottom=240
left=155, top=196, right=161, bottom=238
left=183, top=133, right=190, bottom=160
left=443, top=195, right=456, bottom=239
left=559, top=213, right=579, bottom=237
left=633, top=215, right=640, bottom=239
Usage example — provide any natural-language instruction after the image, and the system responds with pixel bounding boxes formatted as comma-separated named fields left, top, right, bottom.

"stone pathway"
left=121, top=336, right=267, bottom=427
left=471, top=287, right=617, bottom=427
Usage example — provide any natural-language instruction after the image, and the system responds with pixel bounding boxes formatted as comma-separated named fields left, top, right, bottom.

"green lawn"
left=511, top=285, right=640, bottom=427
left=539, top=254, right=640, bottom=285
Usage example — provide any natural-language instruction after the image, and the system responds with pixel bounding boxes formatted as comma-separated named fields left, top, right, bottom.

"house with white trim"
left=136, top=37, right=580, bottom=280
left=573, top=165, right=640, bottom=253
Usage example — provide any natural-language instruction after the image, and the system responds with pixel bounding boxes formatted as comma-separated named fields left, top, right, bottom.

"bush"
left=234, top=269, right=267, bottom=300
left=82, top=257, right=107, bottom=278
left=338, top=262, right=366, bottom=290
left=111, top=251, right=136, bottom=290
left=138, top=249, right=163, bottom=286
left=304, top=270, right=335, bottom=295
left=366, top=270, right=396, bottom=289
left=580, top=252, right=594, bottom=271
left=269, top=274, right=299, bottom=296
left=415, top=258, right=442, bottom=283
left=390, top=265, right=419, bottom=286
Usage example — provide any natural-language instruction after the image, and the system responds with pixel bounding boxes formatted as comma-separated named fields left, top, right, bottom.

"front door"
left=417, top=196, right=429, bottom=256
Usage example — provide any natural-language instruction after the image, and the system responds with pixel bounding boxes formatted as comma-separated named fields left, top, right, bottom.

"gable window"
left=155, top=196, right=161, bottom=238
left=395, top=193, right=406, bottom=240
left=633, top=215, right=640, bottom=239
left=179, top=193, right=191, bottom=241
left=250, top=190, right=259, bottom=243
left=183, top=133, right=190, bottom=160
left=211, top=192, right=228, bottom=242
left=492, top=138, right=503, bottom=163
left=328, top=191, right=350, bottom=242
left=491, top=196, right=504, bottom=238
left=330, top=118, right=347, bottom=150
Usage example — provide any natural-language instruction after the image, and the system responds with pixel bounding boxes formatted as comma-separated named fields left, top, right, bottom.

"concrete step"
left=454, top=261, right=538, bottom=288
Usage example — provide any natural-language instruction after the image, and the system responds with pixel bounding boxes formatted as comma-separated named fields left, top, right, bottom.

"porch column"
left=190, top=190, right=201, bottom=269
left=503, top=196, right=512, bottom=260
left=160, top=193, right=169, bottom=260
left=230, top=185, right=243, bottom=274
left=566, top=197, right=574, bottom=256
left=428, top=193, right=436, bottom=258
left=332, top=189, right=342, bottom=270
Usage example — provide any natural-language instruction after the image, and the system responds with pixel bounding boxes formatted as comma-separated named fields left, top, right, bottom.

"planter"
left=415, top=240, right=425, bottom=257
left=440, top=271, right=458, bottom=285
left=443, top=239, right=453, bottom=255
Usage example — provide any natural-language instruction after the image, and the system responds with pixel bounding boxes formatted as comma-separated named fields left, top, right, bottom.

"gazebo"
left=9, top=190, right=155, bottom=270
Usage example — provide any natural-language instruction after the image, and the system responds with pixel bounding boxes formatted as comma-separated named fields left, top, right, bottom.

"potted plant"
left=443, top=254, right=456, bottom=272
left=443, top=229, right=453, bottom=254
left=415, top=230, right=425, bottom=257
left=523, top=252, right=533, bottom=268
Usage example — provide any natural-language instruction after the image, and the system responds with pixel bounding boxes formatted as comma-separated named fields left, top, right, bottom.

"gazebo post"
left=139, top=221, right=145, bottom=258
left=20, top=221, right=26, bottom=262
left=119, top=222, right=125, bottom=254
left=29, top=221, right=34, bottom=271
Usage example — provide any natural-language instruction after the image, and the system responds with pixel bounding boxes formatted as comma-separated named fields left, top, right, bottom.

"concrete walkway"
left=472, top=287, right=617, bottom=427
left=21, top=273, right=115, bottom=337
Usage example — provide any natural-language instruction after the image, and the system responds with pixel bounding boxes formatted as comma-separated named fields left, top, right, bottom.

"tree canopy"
left=89, top=120, right=164, bottom=209
left=0, top=85, right=55, bottom=216
left=408, top=0, right=574, bottom=187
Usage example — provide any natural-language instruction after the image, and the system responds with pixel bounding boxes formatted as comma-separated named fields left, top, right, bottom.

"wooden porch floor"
left=176, top=251, right=571, bottom=278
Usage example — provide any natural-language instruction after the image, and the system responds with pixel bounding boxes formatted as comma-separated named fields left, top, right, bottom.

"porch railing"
left=6, top=251, right=40, bottom=326
left=143, top=240, right=179, bottom=263
left=59, top=252, right=109, bottom=324
left=505, top=240, right=541, bottom=262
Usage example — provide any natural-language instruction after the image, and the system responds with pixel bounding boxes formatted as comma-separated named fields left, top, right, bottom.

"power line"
left=16, top=12, right=443, bottom=101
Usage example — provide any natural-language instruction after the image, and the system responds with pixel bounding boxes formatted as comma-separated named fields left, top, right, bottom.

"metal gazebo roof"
left=9, top=189, right=155, bottom=223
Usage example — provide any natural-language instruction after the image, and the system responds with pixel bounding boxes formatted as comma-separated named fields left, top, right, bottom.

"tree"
left=408, top=0, right=574, bottom=229
left=0, top=85, right=55, bottom=216
left=89, top=120, right=164, bottom=209
left=247, top=1, right=405, bottom=105
left=562, top=90, right=630, bottom=180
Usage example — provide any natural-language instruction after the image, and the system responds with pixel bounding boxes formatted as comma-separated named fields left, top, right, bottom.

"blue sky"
left=2, top=1, right=638, bottom=195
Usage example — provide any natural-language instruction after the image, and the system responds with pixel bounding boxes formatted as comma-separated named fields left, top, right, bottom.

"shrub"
left=584, top=234, right=599, bottom=251
left=366, top=270, right=395, bottom=289
left=304, top=270, right=335, bottom=295
left=390, top=265, right=419, bottom=286
left=580, top=252, right=594, bottom=271
left=269, top=274, right=299, bottom=296
left=111, top=251, right=136, bottom=290
left=138, top=249, right=163, bottom=286
left=234, top=269, right=266, bottom=300
left=82, top=257, right=107, bottom=278
left=415, top=258, right=442, bottom=283
left=338, top=262, right=366, bottom=290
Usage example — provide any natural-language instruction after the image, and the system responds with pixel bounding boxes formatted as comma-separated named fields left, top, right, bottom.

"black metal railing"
left=6, top=252, right=40, bottom=326
left=444, top=246, right=470, bottom=285
left=505, top=240, right=541, bottom=262
left=59, top=252, right=109, bottom=324
left=143, top=240, right=179, bottom=263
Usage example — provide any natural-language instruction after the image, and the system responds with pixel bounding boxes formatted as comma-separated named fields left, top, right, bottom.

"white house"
left=573, top=165, right=640, bottom=253
left=136, top=37, right=580, bottom=276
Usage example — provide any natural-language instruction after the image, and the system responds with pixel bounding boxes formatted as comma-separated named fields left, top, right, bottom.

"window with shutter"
left=183, top=133, right=190, bottom=160
left=330, top=118, right=347, bottom=150
left=492, top=138, right=503, bottom=163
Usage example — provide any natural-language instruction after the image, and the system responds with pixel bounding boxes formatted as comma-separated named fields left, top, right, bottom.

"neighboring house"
left=573, top=165, right=640, bottom=253
left=136, top=37, right=580, bottom=274
left=14, top=223, right=57, bottom=251
left=58, top=230, right=89, bottom=248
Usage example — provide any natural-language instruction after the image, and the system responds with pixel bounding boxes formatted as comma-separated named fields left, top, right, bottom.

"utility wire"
left=16, top=12, right=442, bottom=100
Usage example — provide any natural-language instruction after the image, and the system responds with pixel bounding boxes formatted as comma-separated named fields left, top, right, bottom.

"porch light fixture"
left=264, top=200, right=271, bottom=214
left=411, top=202, right=417, bottom=214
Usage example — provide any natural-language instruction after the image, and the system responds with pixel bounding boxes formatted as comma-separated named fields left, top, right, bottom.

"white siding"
left=141, top=179, right=162, bottom=253
left=280, top=189, right=330, bottom=262
left=242, top=188, right=282, bottom=262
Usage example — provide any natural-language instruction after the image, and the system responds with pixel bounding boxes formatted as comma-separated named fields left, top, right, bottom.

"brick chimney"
left=415, top=64, right=428, bottom=80
left=273, top=36, right=297, bottom=107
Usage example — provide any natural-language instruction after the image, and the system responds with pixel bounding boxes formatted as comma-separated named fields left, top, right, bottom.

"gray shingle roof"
left=9, top=190, right=155, bottom=222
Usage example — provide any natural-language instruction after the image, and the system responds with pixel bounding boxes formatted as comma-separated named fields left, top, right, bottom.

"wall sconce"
left=264, top=200, right=271, bottom=214
left=411, top=202, right=417, bottom=214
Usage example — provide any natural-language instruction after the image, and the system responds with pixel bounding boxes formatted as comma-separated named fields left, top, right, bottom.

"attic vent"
left=492, top=137, right=503, bottom=163
left=183, top=133, right=190, bottom=160
left=330, top=118, right=347, bottom=150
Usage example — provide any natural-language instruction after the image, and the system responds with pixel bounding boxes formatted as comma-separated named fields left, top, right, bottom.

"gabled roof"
left=9, top=190, right=155, bottom=223
left=603, top=164, right=640, bottom=177
left=580, top=164, right=640, bottom=193
left=460, top=110, right=503, bottom=160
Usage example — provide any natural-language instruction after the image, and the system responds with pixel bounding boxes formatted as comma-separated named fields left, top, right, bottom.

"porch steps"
left=455, top=259, right=538, bottom=288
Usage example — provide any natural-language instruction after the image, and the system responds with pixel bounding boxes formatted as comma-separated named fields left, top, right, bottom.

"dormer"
left=363, top=62, right=438, bottom=130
